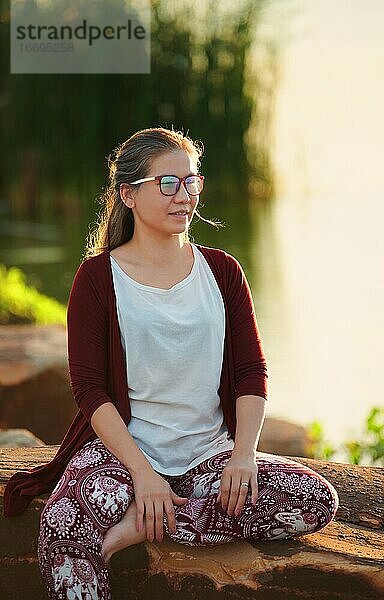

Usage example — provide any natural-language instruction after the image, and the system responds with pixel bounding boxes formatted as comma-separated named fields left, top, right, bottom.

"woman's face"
left=121, top=149, right=200, bottom=240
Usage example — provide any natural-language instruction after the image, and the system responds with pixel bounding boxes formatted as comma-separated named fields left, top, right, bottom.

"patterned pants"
left=38, top=438, right=339, bottom=600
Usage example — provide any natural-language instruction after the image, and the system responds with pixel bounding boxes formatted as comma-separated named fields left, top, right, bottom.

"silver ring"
left=240, top=482, right=249, bottom=487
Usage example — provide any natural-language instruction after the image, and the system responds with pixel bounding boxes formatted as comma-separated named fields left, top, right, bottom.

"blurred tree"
left=1, top=0, right=275, bottom=219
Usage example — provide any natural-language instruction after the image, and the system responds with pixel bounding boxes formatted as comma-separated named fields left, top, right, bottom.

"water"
left=253, top=0, right=384, bottom=449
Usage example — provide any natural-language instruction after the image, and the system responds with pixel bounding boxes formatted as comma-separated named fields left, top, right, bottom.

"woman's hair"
left=83, top=126, right=222, bottom=260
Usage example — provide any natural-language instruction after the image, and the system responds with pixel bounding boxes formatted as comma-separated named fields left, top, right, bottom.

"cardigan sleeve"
left=66, top=260, right=114, bottom=423
left=225, top=253, right=268, bottom=401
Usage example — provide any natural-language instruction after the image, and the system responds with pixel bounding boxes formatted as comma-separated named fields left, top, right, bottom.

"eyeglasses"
left=129, top=174, right=204, bottom=196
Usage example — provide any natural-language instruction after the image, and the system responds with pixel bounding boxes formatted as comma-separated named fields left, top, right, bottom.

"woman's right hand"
left=131, top=468, right=188, bottom=542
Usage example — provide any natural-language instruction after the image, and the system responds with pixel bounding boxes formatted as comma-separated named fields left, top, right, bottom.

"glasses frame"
left=128, top=174, right=205, bottom=196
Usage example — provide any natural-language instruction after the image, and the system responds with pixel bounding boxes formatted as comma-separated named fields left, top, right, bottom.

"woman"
left=4, top=127, right=339, bottom=600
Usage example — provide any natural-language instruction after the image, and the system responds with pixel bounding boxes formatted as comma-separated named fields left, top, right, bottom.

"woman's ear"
left=119, top=183, right=136, bottom=208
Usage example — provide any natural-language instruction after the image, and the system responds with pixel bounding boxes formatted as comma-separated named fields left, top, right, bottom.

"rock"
left=0, top=324, right=77, bottom=444
left=259, top=417, right=310, bottom=457
left=1, top=449, right=383, bottom=599
left=0, top=324, right=67, bottom=386
left=133, top=524, right=384, bottom=599
left=0, top=428, right=45, bottom=447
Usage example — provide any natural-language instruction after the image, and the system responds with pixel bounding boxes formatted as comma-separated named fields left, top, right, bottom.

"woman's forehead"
left=150, top=149, right=197, bottom=173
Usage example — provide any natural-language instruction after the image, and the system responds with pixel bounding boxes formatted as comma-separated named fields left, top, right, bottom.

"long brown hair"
left=83, top=127, right=222, bottom=261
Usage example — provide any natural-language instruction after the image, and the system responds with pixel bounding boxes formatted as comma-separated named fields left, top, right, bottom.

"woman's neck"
left=123, top=234, right=191, bottom=268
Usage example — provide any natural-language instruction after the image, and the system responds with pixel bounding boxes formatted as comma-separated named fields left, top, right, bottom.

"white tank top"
left=110, top=242, right=234, bottom=475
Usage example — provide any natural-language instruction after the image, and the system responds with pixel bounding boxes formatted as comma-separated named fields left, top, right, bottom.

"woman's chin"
left=168, top=220, right=190, bottom=232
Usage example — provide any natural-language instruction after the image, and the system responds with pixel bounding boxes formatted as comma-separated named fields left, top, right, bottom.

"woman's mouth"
left=169, top=210, right=189, bottom=218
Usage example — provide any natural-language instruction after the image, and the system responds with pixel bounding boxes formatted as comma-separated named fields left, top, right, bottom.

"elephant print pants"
left=38, top=438, right=339, bottom=599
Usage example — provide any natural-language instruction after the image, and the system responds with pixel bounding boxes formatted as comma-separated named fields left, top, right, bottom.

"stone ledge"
left=0, top=521, right=383, bottom=599
left=1, top=447, right=384, bottom=599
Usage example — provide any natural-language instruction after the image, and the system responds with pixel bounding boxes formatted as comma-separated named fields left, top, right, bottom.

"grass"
left=0, top=263, right=66, bottom=325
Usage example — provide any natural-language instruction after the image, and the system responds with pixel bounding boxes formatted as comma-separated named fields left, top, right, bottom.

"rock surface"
left=0, top=447, right=383, bottom=599
left=0, top=428, right=45, bottom=447
left=258, top=416, right=310, bottom=456
left=0, top=324, right=67, bottom=386
left=0, top=324, right=77, bottom=444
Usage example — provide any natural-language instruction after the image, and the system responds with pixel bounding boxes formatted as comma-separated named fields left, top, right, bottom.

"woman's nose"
left=174, top=182, right=191, bottom=201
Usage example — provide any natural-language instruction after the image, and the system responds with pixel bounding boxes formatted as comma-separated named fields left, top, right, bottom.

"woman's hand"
left=216, top=453, right=258, bottom=517
left=131, top=468, right=188, bottom=542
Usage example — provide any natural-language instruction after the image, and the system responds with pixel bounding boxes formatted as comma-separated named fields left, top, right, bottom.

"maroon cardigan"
left=3, top=243, right=268, bottom=517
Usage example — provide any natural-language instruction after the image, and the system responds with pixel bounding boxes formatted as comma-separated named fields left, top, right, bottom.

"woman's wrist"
left=128, top=459, right=155, bottom=478
left=231, top=445, right=257, bottom=461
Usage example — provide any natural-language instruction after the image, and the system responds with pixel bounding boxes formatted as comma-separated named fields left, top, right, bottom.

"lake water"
left=253, top=0, right=384, bottom=448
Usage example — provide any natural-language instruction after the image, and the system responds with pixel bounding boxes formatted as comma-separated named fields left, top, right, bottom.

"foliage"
left=0, top=263, right=66, bottom=325
left=307, top=421, right=337, bottom=461
left=1, top=0, right=277, bottom=220
left=307, top=407, right=384, bottom=466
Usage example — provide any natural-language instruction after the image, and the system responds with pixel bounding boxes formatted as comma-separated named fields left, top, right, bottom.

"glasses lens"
left=185, top=176, right=203, bottom=195
left=160, top=176, right=179, bottom=195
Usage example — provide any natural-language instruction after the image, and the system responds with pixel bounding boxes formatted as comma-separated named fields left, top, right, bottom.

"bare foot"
left=101, top=501, right=146, bottom=565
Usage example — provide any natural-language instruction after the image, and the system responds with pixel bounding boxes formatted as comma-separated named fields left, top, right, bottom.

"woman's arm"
left=217, top=254, right=268, bottom=516
left=67, top=262, right=115, bottom=422
left=231, top=394, right=266, bottom=458
left=217, top=395, right=265, bottom=516
left=67, top=261, right=153, bottom=472
left=91, top=401, right=189, bottom=542
left=225, top=253, right=268, bottom=401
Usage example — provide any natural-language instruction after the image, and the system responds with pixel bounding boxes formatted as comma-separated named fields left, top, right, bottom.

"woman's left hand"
left=216, top=454, right=258, bottom=517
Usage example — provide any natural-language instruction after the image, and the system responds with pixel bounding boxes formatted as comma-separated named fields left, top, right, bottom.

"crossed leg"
left=38, top=440, right=339, bottom=598
left=162, top=450, right=339, bottom=546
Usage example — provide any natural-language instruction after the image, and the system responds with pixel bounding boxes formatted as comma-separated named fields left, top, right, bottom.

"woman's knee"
left=297, top=467, right=339, bottom=526
left=282, top=471, right=339, bottom=537
left=314, top=474, right=339, bottom=529
left=42, top=439, right=135, bottom=533
left=247, top=457, right=340, bottom=540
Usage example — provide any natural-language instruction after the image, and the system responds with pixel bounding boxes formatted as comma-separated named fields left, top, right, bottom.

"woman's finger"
left=251, top=470, right=259, bottom=505
left=219, top=472, right=231, bottom=512
left=234, top=479, right=250, bottom=516
left=226, top=475, right=241, bottom=516
left=136, top=498, right=145, bottom=533
left=145, top=502, right=155, bottom=542
left=154, top=501, right=164, bottom=542
left=164, top=500, right=177, bottom=535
